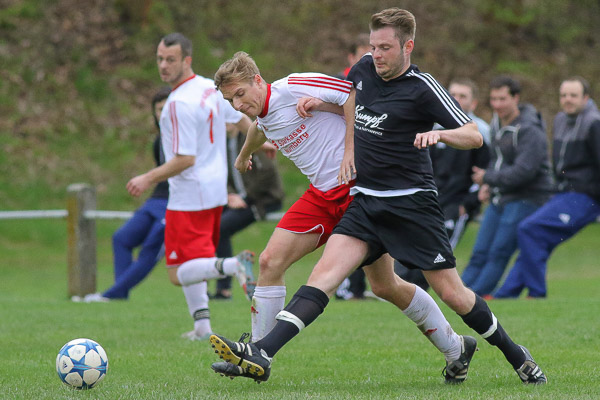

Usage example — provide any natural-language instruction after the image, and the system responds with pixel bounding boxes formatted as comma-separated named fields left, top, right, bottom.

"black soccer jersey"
left=347, top=56, right=471, bottom=192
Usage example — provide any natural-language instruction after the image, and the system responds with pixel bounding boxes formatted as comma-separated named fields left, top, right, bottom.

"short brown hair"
left=450, top=78, right=480, bottom=99
left=370, top=8, right=416, bottom=47
left=214, top=51, right=260, bottom=91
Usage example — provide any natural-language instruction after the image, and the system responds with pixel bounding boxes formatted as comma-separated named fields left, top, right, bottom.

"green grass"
left=1, top=218, right=600, bottom=399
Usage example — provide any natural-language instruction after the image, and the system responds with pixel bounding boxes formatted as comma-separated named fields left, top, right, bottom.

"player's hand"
left=471, top=166, right=486, bottom=185
left=126, top=174, right=151, bottom=197
left=227, top=193, right=248, bottom=209
left=234, top=154, right=253, bottom=172
left=296, top=97, right=323, bottom=118
left=414, top=131, right=441, bottom=149
left=260, top=142, right=278, bottom=159
left=338, top=150, right=356, bottom=185
left=478, top=184, right=490, bottom=203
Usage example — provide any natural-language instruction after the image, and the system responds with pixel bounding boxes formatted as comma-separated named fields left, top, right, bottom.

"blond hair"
left=214, top=51, right=260, bottom=90
left=370, top=8, right=416, bottom=47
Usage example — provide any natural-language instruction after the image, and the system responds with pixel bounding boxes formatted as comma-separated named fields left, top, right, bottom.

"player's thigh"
left=307, top=234, right=368, bottom=296
left=262, top=228, right=320, bottom=269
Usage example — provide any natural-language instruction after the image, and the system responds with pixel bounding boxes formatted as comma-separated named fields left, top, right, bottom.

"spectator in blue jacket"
left=461, top=76, right=554, bottom=297
left=76, top=87, right=171, bottom=302
left=495, top=76, right=600, bottom=298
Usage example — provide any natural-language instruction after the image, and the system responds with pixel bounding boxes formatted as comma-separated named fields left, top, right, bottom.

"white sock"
left=222, top=257, right=240, bottom=275
left=402, top=286, right=461, bottom=362
left=176, top=257, right=223, bottom=285
left=251, top=285, right=286, bottom=342
left=181, top=281, right=212, bottom=336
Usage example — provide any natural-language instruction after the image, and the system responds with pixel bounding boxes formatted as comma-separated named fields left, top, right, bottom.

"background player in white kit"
left=209, top=51, right=476, bottom=382
left=126, top=33, right=254, bottom=340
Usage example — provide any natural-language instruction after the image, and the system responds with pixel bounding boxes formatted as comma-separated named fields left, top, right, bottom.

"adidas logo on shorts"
left=433, top=253, right=446, bottom=263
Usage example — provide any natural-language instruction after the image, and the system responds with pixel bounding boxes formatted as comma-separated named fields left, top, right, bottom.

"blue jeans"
left=103, top=197, right=167, bottom=299
left=461, top=200, right=538, bottom=296
left=495, top=192, right=600, bottom=298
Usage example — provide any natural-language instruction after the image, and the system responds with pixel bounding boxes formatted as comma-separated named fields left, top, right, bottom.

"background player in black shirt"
left=208, top=8, right=546, bottom=386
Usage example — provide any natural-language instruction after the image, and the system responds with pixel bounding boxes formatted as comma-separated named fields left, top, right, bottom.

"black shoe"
left=211, top=361, right=270, bottom=383
left=208, top=291, right=232, bottom=300
left=209, top=333, right=272, bottom=380
left=443, top=335, right=478, bottom=384
left=515, top=345, right=547, bottom=384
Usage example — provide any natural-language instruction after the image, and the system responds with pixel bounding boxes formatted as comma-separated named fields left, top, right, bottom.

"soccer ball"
left=56, top=338, right=108, bottom=389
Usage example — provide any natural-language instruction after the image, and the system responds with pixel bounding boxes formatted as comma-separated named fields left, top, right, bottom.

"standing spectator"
left=209, top=9, right=546, bottom=385
left=212, top=132, right=284, bottom=300
left=337, top=33, right=371, bottom=79
left=495, top=76, right=600, bottom=298
left=461, top=76, right=554, bottom=297
left=395, top=78, right=491, bottom=291
left=75, top=87, right=171, bottom=303
left=126, top=32, right=254, bottom=340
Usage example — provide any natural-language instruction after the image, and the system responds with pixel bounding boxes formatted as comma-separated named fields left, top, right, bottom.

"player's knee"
left=258, top=249, right=285, bottom=277
left=437, top=286, right=467, bottom=311
left=167, top=268, right=182, bottom=286
left=369, top=280, right=393, bottom=300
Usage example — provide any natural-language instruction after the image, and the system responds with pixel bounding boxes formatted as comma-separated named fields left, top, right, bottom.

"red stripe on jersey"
left=288, top=81, right=351, bottom=93
left=169, top=102, right=178, bottom=153
left=288, top=76, right=352, bottom=92
left=208, top=110, right=214, bottom=144
left=172, top=74, right=196, bottom=91
left=259, top=84, right=272, bottom=118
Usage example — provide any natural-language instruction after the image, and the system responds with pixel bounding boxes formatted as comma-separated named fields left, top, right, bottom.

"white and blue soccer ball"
left=56, top=338, right=108, bottom=389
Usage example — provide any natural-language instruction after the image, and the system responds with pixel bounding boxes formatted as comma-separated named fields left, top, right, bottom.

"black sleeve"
left=417, top=78, right=471, bottom=129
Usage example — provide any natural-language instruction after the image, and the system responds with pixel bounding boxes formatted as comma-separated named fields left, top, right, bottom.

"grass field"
left=1, top=217, right=599, bottom=399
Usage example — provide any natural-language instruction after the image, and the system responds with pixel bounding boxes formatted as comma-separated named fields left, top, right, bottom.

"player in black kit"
left=208, top=8, right=546, bottom=386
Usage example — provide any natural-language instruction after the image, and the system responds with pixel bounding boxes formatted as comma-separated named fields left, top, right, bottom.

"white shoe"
left=83, top=293, right=110, bottom=303
left=181, top=330, right=213, bottom=341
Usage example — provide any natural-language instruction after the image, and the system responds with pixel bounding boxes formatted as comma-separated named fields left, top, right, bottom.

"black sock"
left=255, top=285, right=329, bottom=357
left=460, top=295, right=525, bottom=369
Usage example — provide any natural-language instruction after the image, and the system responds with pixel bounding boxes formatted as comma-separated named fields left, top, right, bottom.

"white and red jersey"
left=160, top=75, right=243, bottom=211
left=256, top=73, right=352, bottom=192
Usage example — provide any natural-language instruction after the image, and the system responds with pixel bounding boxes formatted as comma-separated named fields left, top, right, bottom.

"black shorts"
left=332, top=191, right=456, bottom=270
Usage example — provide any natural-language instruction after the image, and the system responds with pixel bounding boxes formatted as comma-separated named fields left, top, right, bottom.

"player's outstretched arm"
left=126, top=154, right=195, bottom=197
left=235, top=121, right=268, bottom=173
left=296, top=97, right=344, bottom=118
left=338, top=88, right=356, bottom=185
left=414, top=121, right=482, bottom=150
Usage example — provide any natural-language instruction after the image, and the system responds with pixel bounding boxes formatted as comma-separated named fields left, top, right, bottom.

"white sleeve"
left=286, top=73, right=352, bottom=106
left=168, top=100, right=199, bottom=156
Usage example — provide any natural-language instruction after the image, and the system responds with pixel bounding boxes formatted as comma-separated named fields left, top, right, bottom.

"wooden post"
left=66, top=183, right=97, bottom=298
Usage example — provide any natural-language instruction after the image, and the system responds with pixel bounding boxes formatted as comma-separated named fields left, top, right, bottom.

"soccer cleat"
left=181, top=330, right=213, bottom=341
left=211, top=361, right=270, bottom=383
left=235, top=250, right=256, bottom=301
left=209, top=333, right=272, bottom=380
left=443, top=335, right=478, bottom=384
left=515, top=345, right=547, bottom=384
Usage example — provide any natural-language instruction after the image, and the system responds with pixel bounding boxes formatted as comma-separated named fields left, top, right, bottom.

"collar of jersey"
left=172, top=74, right=196, bottom=91
left=258, top=83, right=272, bottom=118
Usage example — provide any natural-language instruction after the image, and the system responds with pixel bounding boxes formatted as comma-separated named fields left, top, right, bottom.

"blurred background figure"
left=395, top=78, right=491, bottom=291
left=495, top=76, right=600, bottom=299
left=74, top=86, right=171, bottom=303
left=461, top=75, right=554, bottom=297
left=211, top=130, right=284, bottom=300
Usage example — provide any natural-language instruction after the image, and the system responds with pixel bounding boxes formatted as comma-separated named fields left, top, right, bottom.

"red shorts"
left=276, top=183, right=354, bottom=247
left=164, top=207, right=223, bottom=267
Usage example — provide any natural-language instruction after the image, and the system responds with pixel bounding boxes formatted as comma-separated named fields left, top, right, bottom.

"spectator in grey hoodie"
left=495, top=76, right=600, bottom=298
left=461, top=75, right=554, bottom=296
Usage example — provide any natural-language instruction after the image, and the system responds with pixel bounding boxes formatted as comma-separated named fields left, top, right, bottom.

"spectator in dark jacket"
left=461, top=76, right=554, bottom=296
left=495, top=76, right=600, bottom=298
left=395, top=78, right=491, bottom=291
left=212, top=130, right=285, bottom=299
